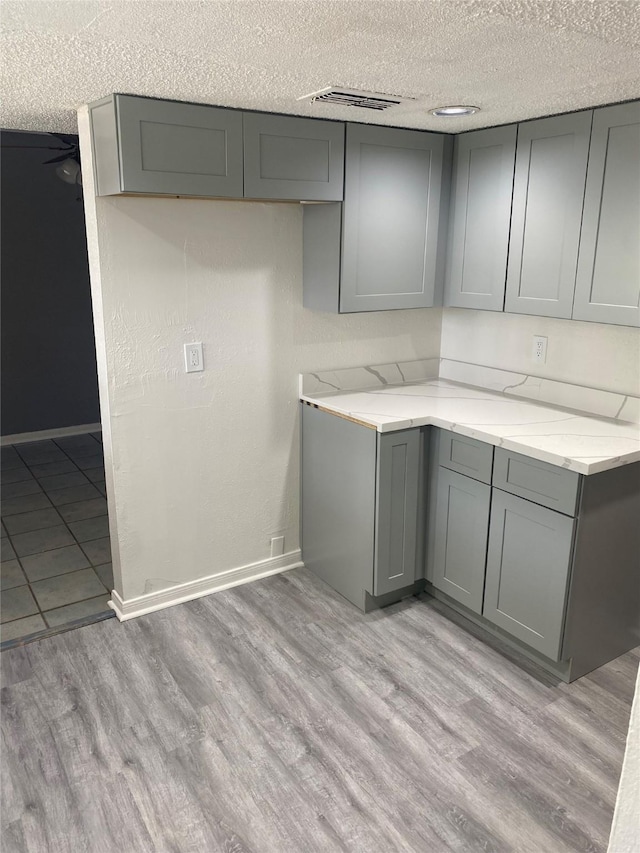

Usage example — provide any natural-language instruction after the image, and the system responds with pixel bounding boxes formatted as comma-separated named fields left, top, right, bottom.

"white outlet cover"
left=184, top=342, right=204, bottom=373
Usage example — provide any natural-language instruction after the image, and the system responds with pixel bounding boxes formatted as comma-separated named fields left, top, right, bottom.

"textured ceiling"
left=1, top=0, right=639, bottom=134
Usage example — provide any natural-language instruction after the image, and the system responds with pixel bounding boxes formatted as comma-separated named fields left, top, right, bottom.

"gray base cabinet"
left=483, top=489, right=575, bottom=660
left=243, top=113, right=344, bottom=201
left=504, top=111, right=592, bottom=319
left=301, top=404, right=421, bottom=610
left=426, top=429, right=639, bottom=679
left=303, top=124, right=451, bottom=313
left=445, top=125, right=516, bottom=311
left=432, top=467, right=490, bottom=613
left=572, top=102, right=640, bottom=327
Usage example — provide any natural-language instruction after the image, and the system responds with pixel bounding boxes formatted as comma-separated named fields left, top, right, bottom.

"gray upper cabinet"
left=340, top=124, right=447, bottom=313
left=483, top=489, right=575, bottom=660
left=445, top=125, right=516, bottom=311
left=504, top=111, right=592, bottom=319
left=374, top=429, right=420, bottom=596
left=89, top=94, right=244, bottom=198
left=572, top=102, right=640, bottom=327
left=432, top=467, right=491, bottom=614
left=303, top=124, right=450, bottom=314
left=243, top=113, right=344, bottom=201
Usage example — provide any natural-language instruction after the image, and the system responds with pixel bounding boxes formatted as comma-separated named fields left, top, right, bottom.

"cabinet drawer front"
left=493, top=449, right=580, bottom=515
left=432, top=468, right=491, bottom=614
left=116, top=95, right=244, bottom=197
left=374, top=429, right=420, bottom=596
left=243, top=113, right=344, bottom=201
left=437, top=430, right=494, bottom=484
left=484, top=490, right=575, bottom=661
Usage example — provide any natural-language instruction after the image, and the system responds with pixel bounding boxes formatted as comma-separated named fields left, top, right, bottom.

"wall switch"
left=270, top=536, right=285, bottom=558
left=184, top=342, right=204, bottom=373
left=532, top=335, right=548, bottom=364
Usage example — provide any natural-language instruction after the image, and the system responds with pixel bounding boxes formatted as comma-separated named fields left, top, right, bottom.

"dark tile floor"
left=1, top=433, right=114, bottom=648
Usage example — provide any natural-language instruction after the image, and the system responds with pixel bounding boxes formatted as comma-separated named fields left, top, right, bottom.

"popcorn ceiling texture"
left=2, top=0, right=639, bottom=134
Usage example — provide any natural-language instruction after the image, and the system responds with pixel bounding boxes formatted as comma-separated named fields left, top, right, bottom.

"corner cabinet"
left=444, top=125, right=516, bottom=311
left=504, top=111, right=592, bottom=319
left=572, top=102, right=640, bottom=327
left=301, top=404, right=422, bottom=611
left=303, top=124, right=451, bottom=313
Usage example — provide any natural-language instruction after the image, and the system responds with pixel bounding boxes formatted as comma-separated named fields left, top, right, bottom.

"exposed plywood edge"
left=109, top=549, right=304, bottom=621
left=301, top=400, right=377, bottom=430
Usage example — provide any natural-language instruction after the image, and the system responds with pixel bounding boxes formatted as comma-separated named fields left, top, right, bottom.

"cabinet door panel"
left=484, top=490, right=575, bottom=660
left=374, top=429, right=420, bottom=596
left=445, top=125, right=516, bottom=310
left=243, top=113, right=344, bottom=200
left=340, top=124, right=444, bottom=312
left=432, top=468, right=491, bottom=613
left=117, top=95, right=244, bottom=197
left=505, top=112, right=591, bottom=319
left=572, top=102, right=640, bottom=327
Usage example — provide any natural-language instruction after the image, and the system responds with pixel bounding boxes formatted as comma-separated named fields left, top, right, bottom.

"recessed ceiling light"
left=431, top=105, right=480, bottom=117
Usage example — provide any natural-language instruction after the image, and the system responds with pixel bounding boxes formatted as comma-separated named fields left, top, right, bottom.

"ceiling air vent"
left=298, top=87, right=414, bottom=111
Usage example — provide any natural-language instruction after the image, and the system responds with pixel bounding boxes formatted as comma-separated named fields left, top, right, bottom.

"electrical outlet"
left=270, top=536, right=285, bottom=558
left=532, top=335, right=548, bottom=364
left=184, top=342, right=204, bottom=373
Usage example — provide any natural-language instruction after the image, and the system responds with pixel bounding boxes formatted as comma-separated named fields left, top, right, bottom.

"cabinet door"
left=504, top=112, right=592, bottom=319
left=572, top=102, right=640, bottom=327
left=243, top=113, right=344, bottom=201
left=484, top=490, right=575, bottom=660
left=374, top=429, right=420, bottom=596
left=445, top=125, right=516, bottom=311
left=116, top=95, right=244, bottom=197
left=432, top=468, right=491, bottom=614
left=340, top=124, right=445, bottom=312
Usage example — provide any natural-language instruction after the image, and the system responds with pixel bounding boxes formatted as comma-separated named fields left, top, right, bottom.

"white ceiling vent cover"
left=298, top=87, right=415, bottom=111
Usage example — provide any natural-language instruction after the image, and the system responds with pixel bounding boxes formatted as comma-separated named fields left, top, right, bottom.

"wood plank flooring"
left=1, top=567, right=637, bottom=853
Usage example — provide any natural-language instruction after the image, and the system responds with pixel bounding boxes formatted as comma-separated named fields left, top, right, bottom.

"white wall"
left=79, top=110, right=442, bottom=601
left=441, top=308, right=640, bottom=397
left=608, top=669, right=640, bottom=852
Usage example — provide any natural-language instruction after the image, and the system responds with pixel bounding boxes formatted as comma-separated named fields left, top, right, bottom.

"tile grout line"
left=2, top=436, right=112, bottom=633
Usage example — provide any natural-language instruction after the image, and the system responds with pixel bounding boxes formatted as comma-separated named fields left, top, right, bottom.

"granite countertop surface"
left=300, top=379, right=640, bottom=475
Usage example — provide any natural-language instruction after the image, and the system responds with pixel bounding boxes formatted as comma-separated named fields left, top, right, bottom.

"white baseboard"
left=108, top=549, right=304, bottom=621
left=1, top=423, right=102, bottom=446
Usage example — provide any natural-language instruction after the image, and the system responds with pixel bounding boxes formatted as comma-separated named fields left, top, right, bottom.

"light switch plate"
left=184, top=342, right=204, bottom=373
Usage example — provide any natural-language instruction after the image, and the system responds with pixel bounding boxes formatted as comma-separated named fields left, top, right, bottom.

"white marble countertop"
left=301, top=379, right=640, bottom=475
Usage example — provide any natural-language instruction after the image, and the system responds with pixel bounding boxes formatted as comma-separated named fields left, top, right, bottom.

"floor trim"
left=108, top=549, right=304, bottom=621
left=1, top=423, right=102, bottom=446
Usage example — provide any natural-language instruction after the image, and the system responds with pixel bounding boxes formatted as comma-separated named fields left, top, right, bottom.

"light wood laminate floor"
left=1, top=567, right=637, bottom=853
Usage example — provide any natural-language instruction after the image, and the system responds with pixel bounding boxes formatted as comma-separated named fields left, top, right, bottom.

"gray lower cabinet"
left=431, top=467, right=490, bottom=613
left=242, top=112, right=344, bottom=201
left=504, top=111, right=592, bottom=319
left=445, top=125, right=516, bottom=311
left=572, top=102, right=640, bottom=327
left=483, top=489, right=575, bottom=660
left=303, top=123, right=450, bottom=313
left=89, top=94, right=244, bottom=198
left=301, top=404, right=421, bottom=610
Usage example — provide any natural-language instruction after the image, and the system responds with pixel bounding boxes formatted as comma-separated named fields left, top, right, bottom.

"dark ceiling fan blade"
left=43, top=152, right=77, bottom=164
left=49, top=132, right=77, bottom=145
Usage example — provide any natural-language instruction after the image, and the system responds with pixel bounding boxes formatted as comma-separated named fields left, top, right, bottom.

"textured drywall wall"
left=441, top=309, right=640, bottom=397
left=3, top=1, right=640, bottom=134
left=0, top=130, right=100, bottom=436
left=608, top=669, right=640, bottom=852
left=78, top=111, right=441, bottom=601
